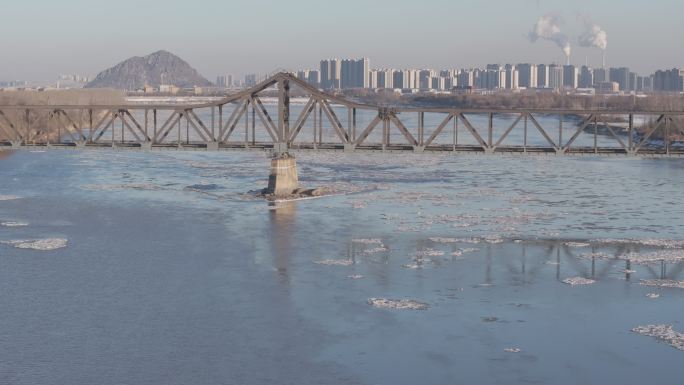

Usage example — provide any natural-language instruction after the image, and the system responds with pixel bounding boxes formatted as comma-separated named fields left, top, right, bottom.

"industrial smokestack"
left=528, top=14, right=572, bottom=61
left=602, top=50, right=606, bottom=69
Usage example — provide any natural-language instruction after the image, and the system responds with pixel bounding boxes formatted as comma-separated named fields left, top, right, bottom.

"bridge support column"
left=10, top=141, right=22, bottom=149
left=344, top=143, right=356, bottom=153
left=273, top=142, right=289, bottom=155
left=206, top=141, right=219, bottom=151
left=413, top=146, right=424, bottom=153
left=266, top=154, right=299, bottom=198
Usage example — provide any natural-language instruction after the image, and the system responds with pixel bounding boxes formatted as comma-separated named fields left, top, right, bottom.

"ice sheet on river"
left=0, top=221, right=29, bottom=227
left=80, top=183, right=162, bottom=191
left=0, top=195, right=22, bottom=201
left=314, top=259, right=354, bottom=266
left=580, top=249, right=684, bottom=265
left=367, top=298, right=429, bottom=310
left=640, top=279, right=684, bottom=289
left=562, top=277, right=596, bottom=286
left=1, top=238, right=68, bottom=251
left=631, top=325, right=684, bottom=351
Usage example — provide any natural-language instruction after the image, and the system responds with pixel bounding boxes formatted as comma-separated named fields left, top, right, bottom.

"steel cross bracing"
left=1, top=72, right=684, bottom=156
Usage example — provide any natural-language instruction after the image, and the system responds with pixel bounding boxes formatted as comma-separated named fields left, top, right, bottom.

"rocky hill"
left=85, top=50, right=212, bottom=90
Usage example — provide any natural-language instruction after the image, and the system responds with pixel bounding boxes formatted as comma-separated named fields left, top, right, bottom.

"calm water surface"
left=1, top=149, right=684, bottom=385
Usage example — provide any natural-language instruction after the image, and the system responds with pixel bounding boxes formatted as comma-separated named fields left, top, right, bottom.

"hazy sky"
left=1, top=0, right=682, bottom=81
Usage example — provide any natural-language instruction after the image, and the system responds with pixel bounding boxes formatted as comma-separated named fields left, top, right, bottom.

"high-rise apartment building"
left=505, top=64, right=519, bottom=89
left=517, top=63, right=537, bottom=88
left=340, top=58, right=370, bottom=88
left=562, top=65, right=578, bottom=89
left=320, top=59, right=342, bottom=89
left=593, top=68, right=607, bottom=83
left=537, top=64, right=549, bottom=88
left=377, top=69, right=394, bottom=89
left=548, top=64, right=563, bottom=90
left=579, top=66, right=594, bottom=88
left=653, top=68, right=684, bottom=92
left=609, top=67, right=630, bottom=91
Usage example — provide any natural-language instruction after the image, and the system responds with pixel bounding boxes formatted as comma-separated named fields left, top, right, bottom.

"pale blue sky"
left=1, top=0, right=682, bottom=80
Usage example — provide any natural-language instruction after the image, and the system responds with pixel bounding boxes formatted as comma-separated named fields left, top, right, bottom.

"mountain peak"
left=85, top=50, right=212, bottom=90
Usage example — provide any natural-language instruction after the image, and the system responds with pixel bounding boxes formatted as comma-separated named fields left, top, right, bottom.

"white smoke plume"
left=578, top=18, right=608, bottom=50
left=528, top=14, right=571, bottom=59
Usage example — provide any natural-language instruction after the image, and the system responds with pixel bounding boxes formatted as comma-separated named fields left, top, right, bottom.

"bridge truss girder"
left=1, top=72, right=683, bottom=156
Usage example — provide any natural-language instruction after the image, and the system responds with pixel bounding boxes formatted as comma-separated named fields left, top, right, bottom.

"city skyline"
left=1, top=0, right=683, bottom=81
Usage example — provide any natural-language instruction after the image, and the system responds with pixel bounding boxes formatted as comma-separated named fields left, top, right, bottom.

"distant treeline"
left=346, top=90, right=684, bottom=112
left=0, top=89, right=123, bottom=106
left=343, top=90, right=684, bottom=142
left=0, top=89, right=123, bottom=141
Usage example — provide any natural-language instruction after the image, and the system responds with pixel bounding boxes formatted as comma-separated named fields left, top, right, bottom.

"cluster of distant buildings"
left=0, top=74, right=90, bottom=91
left=224, top=58, right=684, bottom=96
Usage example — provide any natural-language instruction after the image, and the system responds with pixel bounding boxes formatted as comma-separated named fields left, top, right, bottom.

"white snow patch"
left=367, top=298, right=429, bottom=310
left=504, top=348, right=521, bottom=353
left=346, top=275, right=364, bottom=279
left=646, top=293, right=660, bottom=299
left=0, top=195, right=21, bottom=201
left=562, top=277, right=595, bottom=286
left=631, top=325, right=684, bottom=351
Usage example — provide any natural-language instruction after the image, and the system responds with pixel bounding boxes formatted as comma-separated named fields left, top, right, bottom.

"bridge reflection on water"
left=266, top=201, right=683, bottom=287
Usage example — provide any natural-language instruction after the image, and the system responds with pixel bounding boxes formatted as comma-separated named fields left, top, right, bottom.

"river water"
left=2, top=138, right=684, bottom=383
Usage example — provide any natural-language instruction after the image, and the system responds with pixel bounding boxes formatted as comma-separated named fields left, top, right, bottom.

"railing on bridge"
left=1, top=72, right=683, bottom=156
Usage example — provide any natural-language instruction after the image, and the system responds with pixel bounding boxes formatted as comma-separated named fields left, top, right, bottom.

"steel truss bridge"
left=1, top=72, right=683, bottom=156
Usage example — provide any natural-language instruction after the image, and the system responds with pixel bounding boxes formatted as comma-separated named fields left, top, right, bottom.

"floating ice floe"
left=429, top=237, right=460, bottom=244
left=346, top=275, right=364, bottom=279
left=504, top=348, right=521, bottom=353
left=622, top=250, right=684, bottom=265
left=646, top=293, right=660, bottom=299
left=0, top=221, right=29, bottom=227
left=416, top=249, right=444, bottom=257
left=314, top=259, right=354, bottom=266
left=591, top=238, right=684, bottom=249
left=631, top=324, right=684, bottom=351
left=1, top=238, right=68, bottom=251
left=640, top=279, right=684, bottom=289
left=564, top=242, right=591, bottom=248
left=367, top=298, right=429, bottom=310
left=362, top=247, right=388, bottom=254
left=562, top=277, right=595, bottom=286
left=352, top=238, right=383, bottom=245
left=483, top=236, right=504, bottom=244
left=402, top=263, right=422, bottom=269
left=0, top=195, right=21, bottom=201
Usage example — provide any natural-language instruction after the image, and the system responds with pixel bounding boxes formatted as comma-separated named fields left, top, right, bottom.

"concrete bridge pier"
left=266, top=153, right=299, bottom=197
